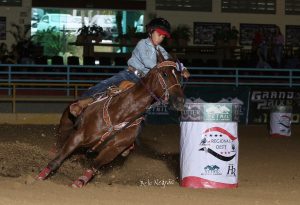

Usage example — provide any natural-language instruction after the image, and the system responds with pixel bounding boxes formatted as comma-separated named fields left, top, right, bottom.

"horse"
left=37, top=57, right=185, bottom=188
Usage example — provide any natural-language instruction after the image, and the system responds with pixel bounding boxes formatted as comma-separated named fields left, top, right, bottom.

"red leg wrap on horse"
left=71, top=169, right=94, bottom=188
left=37, top=167, right=52, bottom=180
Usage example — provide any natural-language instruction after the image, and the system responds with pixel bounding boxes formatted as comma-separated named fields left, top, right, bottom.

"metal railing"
left=1, top=64, right=300, bottom=87
left=186, top=67, right=300, bottom=87
left=1, top=64, right=300, bottom=113
left=0, top=83, right=92, bottom=113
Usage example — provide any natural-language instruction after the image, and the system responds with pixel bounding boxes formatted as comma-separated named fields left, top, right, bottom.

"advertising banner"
left=147, top=86, right=249, bottom=124
left=249, top=88, right=300, bottom=124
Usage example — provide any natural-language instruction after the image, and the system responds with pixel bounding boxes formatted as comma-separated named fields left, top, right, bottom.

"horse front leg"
left=71, top=124, right=141, bottom=188
left=37, top=131, right=84, bottom=180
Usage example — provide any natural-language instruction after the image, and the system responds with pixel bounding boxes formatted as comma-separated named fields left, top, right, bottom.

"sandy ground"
left=0, top=123, right=300, bottom=205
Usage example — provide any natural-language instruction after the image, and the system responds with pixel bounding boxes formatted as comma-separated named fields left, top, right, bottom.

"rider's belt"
left=127, top=66, right=145, bottom=78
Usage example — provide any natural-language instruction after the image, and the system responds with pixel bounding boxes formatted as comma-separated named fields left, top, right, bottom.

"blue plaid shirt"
left=128, top=38, right=181, bottom=75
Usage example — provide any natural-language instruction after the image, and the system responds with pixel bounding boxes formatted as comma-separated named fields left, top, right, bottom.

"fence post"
left=289, top=70, right=292, bottom=87
left=8, top=65, right=12, bottom=95
left=235, top=69, right=239, bottom=87
left=12, top=84, right=16, bottom=113
left=67, top=66, right=70, bottom=96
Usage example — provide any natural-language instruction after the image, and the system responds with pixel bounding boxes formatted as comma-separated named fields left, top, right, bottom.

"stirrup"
left=107, top=86, right=122, bottom=95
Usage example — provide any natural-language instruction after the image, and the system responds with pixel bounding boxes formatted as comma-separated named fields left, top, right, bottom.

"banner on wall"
left=193, top=22, right=231, bottom=45
left=249, top=88, right=300, bottom=124
left=146, top=86, right=250, bottom=124
left=239, top=23, right=276, bottom=46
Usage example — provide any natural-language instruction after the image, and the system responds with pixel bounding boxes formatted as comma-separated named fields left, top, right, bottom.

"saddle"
left=70, top=81, right=135, bottom=117
left=107, top=81, right=135, bottom=96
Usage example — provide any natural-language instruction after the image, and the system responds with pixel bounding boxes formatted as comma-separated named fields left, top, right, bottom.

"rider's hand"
left=181, top=68, right=190, bottom=79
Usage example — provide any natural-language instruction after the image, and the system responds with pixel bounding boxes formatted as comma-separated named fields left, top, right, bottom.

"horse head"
left=145, top=59, right=185, bottom=111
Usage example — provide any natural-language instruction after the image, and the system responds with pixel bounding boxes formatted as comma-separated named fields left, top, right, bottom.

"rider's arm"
left=159, top=45, right=190, bottom=78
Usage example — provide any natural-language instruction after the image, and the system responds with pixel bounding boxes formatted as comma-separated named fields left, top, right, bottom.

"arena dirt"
left=0, top=124, right=299, bottom=205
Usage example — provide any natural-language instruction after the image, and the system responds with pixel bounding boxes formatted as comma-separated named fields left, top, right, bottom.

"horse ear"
left=156, top=49, right=165, bottom=63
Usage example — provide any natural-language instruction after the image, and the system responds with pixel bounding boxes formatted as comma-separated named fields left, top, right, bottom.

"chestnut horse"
left=37, top=58, right=185, bottom=188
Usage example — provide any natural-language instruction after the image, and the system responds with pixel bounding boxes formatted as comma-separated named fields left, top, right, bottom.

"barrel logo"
left=199, top=127, right=237, bottom=161
left=202, top=165, right=222, bottom=175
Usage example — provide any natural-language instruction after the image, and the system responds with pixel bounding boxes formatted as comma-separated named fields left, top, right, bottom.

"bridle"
left=140, top=60, right=181, bottom=104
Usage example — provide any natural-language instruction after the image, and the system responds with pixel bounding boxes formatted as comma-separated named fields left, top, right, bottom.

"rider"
left=70, top=17, right=190, bottom=117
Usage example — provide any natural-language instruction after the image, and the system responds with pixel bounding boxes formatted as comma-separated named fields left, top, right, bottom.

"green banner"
left=146, top=86, right=250, bottom=124
left=203, top=103, right=233, bottom=121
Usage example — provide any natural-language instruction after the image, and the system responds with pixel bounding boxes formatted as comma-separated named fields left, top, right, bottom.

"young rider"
left=70, top=17, right=190, bottom=116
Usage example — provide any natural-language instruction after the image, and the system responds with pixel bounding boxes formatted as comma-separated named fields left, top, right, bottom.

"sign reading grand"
left=249, top=88, right=300, bottom=123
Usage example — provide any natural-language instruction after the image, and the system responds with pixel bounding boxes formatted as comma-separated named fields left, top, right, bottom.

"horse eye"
left=162, top=72, right=168, bottom=78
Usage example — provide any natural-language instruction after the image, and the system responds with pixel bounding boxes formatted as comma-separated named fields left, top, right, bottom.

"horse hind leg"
left=71, top=125, right=141, bottom=188
left=37, top=131, right=84, bottom=180
left=55, top=106, right=77, bottom=151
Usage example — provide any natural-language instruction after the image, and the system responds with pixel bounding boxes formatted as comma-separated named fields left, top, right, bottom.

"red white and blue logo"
left=199, top=127, right=237, bottom=161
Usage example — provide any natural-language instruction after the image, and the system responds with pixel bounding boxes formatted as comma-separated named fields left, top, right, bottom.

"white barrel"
left=270, top=106, right=292, bottom=137
left=180, top=103, right=239, bottom=188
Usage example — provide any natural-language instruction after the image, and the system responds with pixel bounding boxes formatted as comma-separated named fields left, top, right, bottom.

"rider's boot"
left=69, top=97, right=94, bottom=117
left=121, top=143, right=135, bottom=157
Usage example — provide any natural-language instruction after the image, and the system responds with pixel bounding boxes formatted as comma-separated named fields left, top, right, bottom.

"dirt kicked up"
left=0, top=124, right=300, bottom=205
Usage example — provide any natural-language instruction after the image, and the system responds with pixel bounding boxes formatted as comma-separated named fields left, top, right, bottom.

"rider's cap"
left=146, top=18, right=171, bottom=38
left=155, top=28, right=170, bottom=38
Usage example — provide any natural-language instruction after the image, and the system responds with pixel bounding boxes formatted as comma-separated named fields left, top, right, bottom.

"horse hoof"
left=36, top=167, right=51, bottom=180
left=71, top=180, right=84, bottom=188
left=71, top=169, right=94, bottom=188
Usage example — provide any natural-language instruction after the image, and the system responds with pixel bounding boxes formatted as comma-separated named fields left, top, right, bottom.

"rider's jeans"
left=81, top=70, right=140, bottom=98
